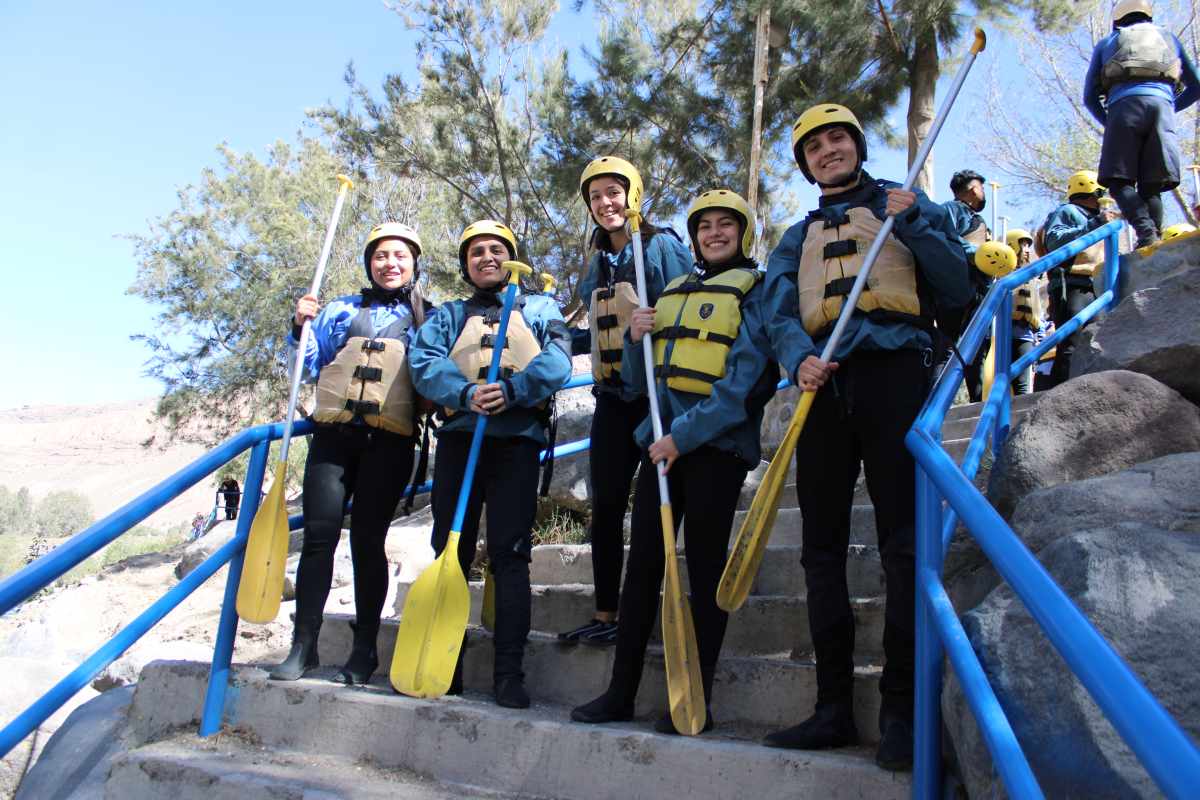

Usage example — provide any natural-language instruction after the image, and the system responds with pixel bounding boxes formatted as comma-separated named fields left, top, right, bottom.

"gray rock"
left=759, top=381, right=799, bottom=462
left=1074, top=269, right=1200, bottom=404
left=14, top=685, right=134, bottom=800
left=987, top=371, right=1200, bottom=519
left=1115, top=235, right=1200, bottom=303
left=543, top=386, right=596, bottom=513
left=174, top=526, right=237, bottom=580
left=943, top=525, right=1200, bottom=799
left=949, top=452, right=1200, bottom=611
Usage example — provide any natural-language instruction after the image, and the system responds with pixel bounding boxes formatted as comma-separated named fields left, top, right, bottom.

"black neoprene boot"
left=269, top=620, right=321, bottom=681
left=333, top=620, right=378, bottom=686
left=875, top=699, right=914, bottom=771
left=763, top=702, right=858, bottom=750
left=571, top=686, right=635, bottom=724
left=494, top=676, right=531, bottom=709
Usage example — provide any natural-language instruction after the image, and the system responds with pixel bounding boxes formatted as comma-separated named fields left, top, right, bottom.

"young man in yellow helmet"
left=559, top=158, right=692, bottom=647
left=761, top=104, right=971, bottom=771
left=409, top=220, right=572, bottom=708
left=1085, top=0, right=1200, bottom=248
left=571, top=189, right=776, bottom=734
left=1005, top=229, right=1046, bottom=395
left=272, top=223, right=432, bottom=686
left=1040, top=171, right=1119, bottom=387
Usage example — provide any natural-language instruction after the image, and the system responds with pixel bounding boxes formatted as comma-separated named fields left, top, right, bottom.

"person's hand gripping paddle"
left=627, top=208, right=706, bottom=736
left=717, top=29, right=988, bottom=613
left=237, top=174, right=354, bottom=624
left=390, top=260, right=534, bottom=698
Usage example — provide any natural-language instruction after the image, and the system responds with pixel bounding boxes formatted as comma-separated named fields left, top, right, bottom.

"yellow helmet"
left=1065, top=170, right=1104, bottom=201
left=458, top=220, right=518, bottom=268
left=975, top=241, right=1018, bottom=277
left=580, top=156, right=644, bottom=220
left=686, top=189, right=755, bottom=263
left=1005, top=228, right=1034, bottom=252
left=790, top=104, right=867, bottom=183
left=1113, top=0, right=1153, bottom=22
left=365, top=222, right=422, bottom=258
left=1162, top=222, right=1196, bottom=241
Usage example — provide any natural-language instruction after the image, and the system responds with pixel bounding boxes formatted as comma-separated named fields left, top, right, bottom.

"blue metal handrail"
left=908, top=219, right=1200, bottom=799
left=0, top=370, right=606, bottom=759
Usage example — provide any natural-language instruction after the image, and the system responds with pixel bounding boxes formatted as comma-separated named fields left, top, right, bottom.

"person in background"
left=1084, top=0, right=1200, bottom=248
left=1005, top=229, right=1046, bottom=395
left=938, top=169, right=993, bottom=402
left=220, top=478, right=241, bottom=520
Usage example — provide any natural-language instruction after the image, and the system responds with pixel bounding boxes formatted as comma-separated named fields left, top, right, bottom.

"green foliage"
left=0, top=533, right=32, bottom=580
left=35, top=490, right=94, bottom=539
left=0, top=486, right=34, bottom=536
left=531, top=503, right=588, bottom=547
left=128, top=136, right=450, bottom=444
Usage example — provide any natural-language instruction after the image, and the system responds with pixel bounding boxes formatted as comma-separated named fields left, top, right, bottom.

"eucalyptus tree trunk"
left=906, top=32, right=938, bottom=195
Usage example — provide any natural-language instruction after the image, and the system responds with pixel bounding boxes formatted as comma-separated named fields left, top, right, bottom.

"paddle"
left=626, top=208, right=706, bottom=736
left=237, top=174, right=354, bottom=624
left=717, top=29, right=989, bottom=613
left=390, top=260, right=533, bottom=697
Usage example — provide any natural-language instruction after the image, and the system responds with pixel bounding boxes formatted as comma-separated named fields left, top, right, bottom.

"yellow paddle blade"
left=481, top=568, right=496, bottom=632
left=390, top=531, right=471, bottom=698
left=659, top=503, right=706, bottom=736
left=236, top=462, right=291, bottom=624
left=717, top=390, right=814, bottom=612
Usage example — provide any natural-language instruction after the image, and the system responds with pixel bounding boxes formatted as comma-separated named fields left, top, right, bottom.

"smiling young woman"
left=272, top=222, right=431, bottom=688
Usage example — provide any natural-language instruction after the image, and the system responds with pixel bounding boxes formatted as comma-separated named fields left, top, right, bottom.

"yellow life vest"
left=651, top=267, right=761, bottom=396
left=797, top=204, right=927, bottom=337
left=447, top=298, right=542, bottom=413
left=313, top=304, right=415, bottom=436
left=1012, top=277, right=1044, bottom=330
left=963, top=214, right=991, bottom=248
left=1067, top=237, right=1106, bottom=278
left=590, top=280, right=639, bottom=384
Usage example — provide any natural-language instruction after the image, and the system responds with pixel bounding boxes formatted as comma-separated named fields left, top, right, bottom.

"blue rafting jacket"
left=410, top=289, right=572, bottom=445
left=764, top=176, right=972, bottom=385
left=621, top=266, right=777, bottom=468
left=1084, top=24, right=1200, bottom=124
left=941, top=198, right=989, bottom=260
left=288, top=292, right=419, bottom=383
left=1042, top=202, right=1109, bottom=288
left=571, top=229, right=694, bottom=399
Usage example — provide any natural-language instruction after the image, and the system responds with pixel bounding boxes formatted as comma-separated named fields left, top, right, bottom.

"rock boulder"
left=1074, top=269, right=1200, bottom=404
left=986, top=370, right=1200, bottom=519
left=944, top=524, right=1200, bottom=799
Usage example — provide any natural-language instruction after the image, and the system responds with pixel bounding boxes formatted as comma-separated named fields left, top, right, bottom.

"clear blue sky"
left=1, top=1, right=1015, bottom=410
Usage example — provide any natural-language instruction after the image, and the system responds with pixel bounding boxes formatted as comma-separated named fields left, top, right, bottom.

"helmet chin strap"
left=817, top=165, right=863, bottom=190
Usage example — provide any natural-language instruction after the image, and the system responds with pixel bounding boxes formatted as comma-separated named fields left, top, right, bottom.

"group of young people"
left=263, top=97, right=976, bottom=774
left=259, top=1, right=1197, bottom=772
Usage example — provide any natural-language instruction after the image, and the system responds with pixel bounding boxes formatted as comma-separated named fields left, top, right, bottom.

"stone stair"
left=100, top=399, right=1018, bottom=799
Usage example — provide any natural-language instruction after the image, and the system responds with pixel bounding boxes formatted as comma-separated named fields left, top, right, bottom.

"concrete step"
left=106, top=736, right=480, bottom=799
left=730, top=505, right=876, bottom=548
left=943, top=391, right=1039, bottom=422
left=530, top=543, right=884, bottom=598
left=315, top=618, right=886, bottom=736
left=449, top=583, right=885, bottom=660
left=129, top=661, right=910, bottom=800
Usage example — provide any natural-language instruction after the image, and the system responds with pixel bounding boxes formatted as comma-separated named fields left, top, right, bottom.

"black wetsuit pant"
left=587, top=391, right=650, bottom=615
left=1047, top=277, right=1096, bottom=389
left=430, top=432, right=540, bottom=681
left=223, top=491, right=240, bottom=520
left=1011, top=338, right=1035, bottom=395
left=936, top=303, right=986, bottom=403
left=606, top=446, right=748, bottom=706
left=295, top=424, right=415, bottom=635
left=795, top=348, right=930, bottom=719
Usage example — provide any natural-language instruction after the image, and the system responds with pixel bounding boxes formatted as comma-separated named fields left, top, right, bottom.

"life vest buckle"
left=345, top=399, right=381, bottom=415
left=353, top=365, right=384, bottom=382
left=362, top=340, right=387, bottom=352
left=595, top=287, right=616, bottom=300
left=823, top=276, right=858, bottom=299
left=823, top=239, right=858, bottom=260
left=480, top=333, right=509, bottom=350
left=596, top=314, right=620, bottom=330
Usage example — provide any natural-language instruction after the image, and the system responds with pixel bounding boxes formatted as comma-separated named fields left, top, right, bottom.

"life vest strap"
left=658, top=281, right=750, bottom=300
left=654, top=364, right=719, bottom=385
left=595, top=286, right=615, bottom=300
left=479, top=333, right=509, bottom=350
left=653, top=325, right=736, bottom=347
left=353, top=365, right=383, bottom=382
left=823, top=239, right=858, bottom=260
left=596, top=314, right=620, bottom=330
left=824, top=276, right=858, bottom=299
left=362, top=339, right=387, bottom=352
left=476, top=366, right=516, bottom=381
left=345, top=399, right=381, bottom=415
left=599, top=350, right=623, bottom=364
left=1016, top=304, right=1034, bottom=314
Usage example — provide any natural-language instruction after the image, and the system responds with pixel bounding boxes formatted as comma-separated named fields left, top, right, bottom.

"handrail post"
left=199, top=437, right=271, bottom=737
left=1104, top=229, right=1121, bottom=309
left=993, top=294, right=1013, bottom=456
left=913, top=465, right=944, bottom=799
